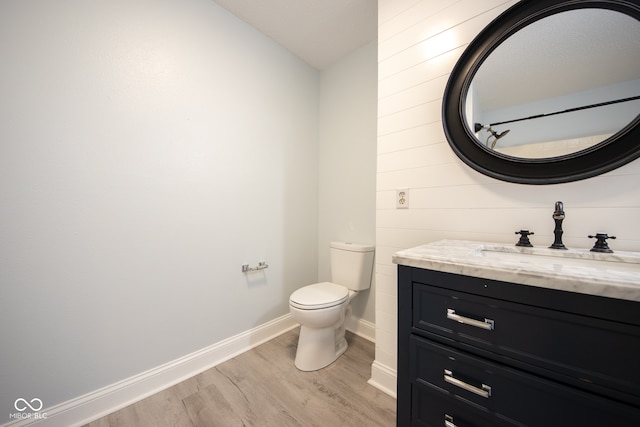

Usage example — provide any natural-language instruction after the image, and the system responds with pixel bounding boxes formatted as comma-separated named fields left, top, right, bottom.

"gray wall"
left=318, top=41, right=378, bottom=323
left=0, top=0, right=320, bottom=412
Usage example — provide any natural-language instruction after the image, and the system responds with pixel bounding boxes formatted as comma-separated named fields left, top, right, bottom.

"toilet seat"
left=289, top=282, right=349, bottom=310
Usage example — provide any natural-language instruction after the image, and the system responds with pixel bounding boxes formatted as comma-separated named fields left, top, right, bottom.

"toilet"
left=289, top=241, right=375, bottom=371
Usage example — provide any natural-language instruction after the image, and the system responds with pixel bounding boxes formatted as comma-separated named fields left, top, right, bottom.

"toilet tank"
left=330, top=241, right=375, bottom=291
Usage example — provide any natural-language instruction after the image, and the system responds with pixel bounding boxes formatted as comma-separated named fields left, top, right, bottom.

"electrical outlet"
left=396, top=189, right=409, bottom=209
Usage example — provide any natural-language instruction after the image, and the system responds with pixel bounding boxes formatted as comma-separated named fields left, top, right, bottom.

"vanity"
left=393, top=240, right=640, bottom=426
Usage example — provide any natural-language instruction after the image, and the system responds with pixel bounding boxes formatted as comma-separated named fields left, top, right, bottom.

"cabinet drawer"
left=410, top=336, right=640, bottom=426
left=411, top=385, right=517, bottom=427
left=412, top=282, right=640, bottom=404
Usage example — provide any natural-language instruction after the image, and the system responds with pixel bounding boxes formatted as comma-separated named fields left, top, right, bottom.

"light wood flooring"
left=84, top=328, right=396, bottom=427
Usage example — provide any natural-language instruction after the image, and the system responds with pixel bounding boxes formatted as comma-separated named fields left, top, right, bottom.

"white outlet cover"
left=396, top=189, right=409, bottom=209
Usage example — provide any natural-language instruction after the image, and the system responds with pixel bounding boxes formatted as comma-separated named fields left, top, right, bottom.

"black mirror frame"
left=442, top=0, right=640, bottom=185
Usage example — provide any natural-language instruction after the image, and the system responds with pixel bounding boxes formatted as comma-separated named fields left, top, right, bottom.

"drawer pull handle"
left=444, top=369, right=492, bottom=398
left=447, top=309, right=494, bottom=330
left=444, top=414, right=457, bottom=427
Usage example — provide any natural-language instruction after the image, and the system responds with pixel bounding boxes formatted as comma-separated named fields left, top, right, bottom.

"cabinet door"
left=410, top=336, right=640, bottom=426
left=412, top=282, right=640, bottom=405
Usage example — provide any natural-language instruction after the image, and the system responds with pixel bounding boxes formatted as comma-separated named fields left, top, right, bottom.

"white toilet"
left=289, top=241, right=375, bottom=371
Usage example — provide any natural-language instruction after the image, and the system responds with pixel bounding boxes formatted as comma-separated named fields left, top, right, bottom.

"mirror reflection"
left=466, top=8, right=640, bottom=159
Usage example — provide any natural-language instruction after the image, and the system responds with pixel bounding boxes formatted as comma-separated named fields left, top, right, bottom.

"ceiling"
left=211, top=0, right=377, bottom=70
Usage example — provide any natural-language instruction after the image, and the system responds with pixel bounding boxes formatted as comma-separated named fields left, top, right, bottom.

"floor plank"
left=84, top=328, right=396, bottom=427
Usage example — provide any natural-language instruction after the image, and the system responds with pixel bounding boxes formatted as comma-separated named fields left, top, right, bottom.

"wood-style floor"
left=84, top=328, right=396, bottom=427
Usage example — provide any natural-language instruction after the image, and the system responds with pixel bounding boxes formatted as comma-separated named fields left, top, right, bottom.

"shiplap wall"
left=373, top=0, right=640, bottom=391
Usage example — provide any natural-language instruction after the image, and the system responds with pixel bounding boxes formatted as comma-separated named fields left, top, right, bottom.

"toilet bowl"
left=289, top=242, right=374, bottom=371
left=289, top=282, right=353, bottom=371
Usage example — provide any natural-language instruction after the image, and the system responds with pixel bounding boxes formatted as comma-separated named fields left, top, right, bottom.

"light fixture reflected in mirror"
left=474, top=95, right=640, bottom=149
left=474, top=123, right=510, bottom=149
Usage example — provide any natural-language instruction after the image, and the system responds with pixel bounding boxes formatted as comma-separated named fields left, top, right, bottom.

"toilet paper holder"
left=241, top=261, right=269, bottom=273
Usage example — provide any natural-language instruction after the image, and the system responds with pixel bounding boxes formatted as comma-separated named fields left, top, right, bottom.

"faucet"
left=549, top=201, right=567, bottom=249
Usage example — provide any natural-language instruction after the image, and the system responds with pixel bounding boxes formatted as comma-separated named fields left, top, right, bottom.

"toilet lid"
left=290, top=282, right=349, bottom=310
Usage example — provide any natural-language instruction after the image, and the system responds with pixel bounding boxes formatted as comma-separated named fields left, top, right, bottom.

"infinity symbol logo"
left=14, top=398, right=43, bottom=412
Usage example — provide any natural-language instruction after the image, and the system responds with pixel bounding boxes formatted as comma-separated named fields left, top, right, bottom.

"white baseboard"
left=345, top=317, right=375, bottom=343
left=3, top=314, right=298, bottom=427
left=346, top=317, right=396, bottom=399
left=4, top=315, right=384, bottom=427
left=368, top=360, right=397, bottom=398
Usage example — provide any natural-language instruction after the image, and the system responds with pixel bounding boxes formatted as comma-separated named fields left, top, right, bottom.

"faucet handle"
left=515, top=230, right=534, bottom=247
left=588, top=233, right=616, bottom=253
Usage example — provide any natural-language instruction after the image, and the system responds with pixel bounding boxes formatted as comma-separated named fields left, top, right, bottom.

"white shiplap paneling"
left=373, top=0, right=640, bottom=387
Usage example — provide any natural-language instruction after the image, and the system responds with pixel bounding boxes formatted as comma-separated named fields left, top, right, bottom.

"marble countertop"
left=392, top=240, right=640, bottom=302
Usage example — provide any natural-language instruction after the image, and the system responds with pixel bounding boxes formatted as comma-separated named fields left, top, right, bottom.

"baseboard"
left=345, top=317, right=375, bottom=342
left=346, top=318, right=396, bottom=398
left=2, top=314, right=298, bottom=427
left=368, top=360, right=397, bottom=398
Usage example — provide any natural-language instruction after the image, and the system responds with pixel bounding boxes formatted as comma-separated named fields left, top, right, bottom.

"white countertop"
left=392, top=240, right=640, bottom=302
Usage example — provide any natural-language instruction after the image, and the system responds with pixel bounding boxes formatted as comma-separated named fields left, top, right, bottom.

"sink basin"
left=475, top=246, right=640, bottom=273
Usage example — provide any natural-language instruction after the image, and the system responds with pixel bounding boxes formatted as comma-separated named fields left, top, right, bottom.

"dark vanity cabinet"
left=397, top=265, right=640, bottom=426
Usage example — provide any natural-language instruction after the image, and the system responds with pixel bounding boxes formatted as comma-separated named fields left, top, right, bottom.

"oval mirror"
left=443, top=0, right=640, bottom=184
